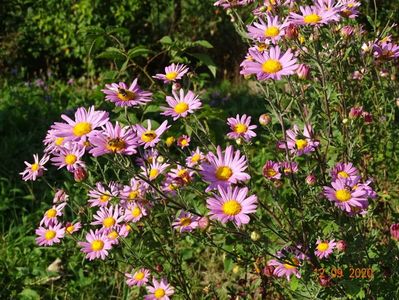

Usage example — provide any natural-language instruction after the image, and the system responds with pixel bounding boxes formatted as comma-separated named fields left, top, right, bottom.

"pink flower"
left=20, top=153, right=49, bottom=181
left=101, top=79, right=152, bottom=107
left=134, top=120, right=170, bottom=148
left=65, top=221, right=82, bottom=234
left=278, top=124, right=319, bottom=156
left=390, top=224, right=399, bottom=240
left=262, top=160, right=282, bottom=180
left=177, top=135, right=191, bottom=148
left=91, top=205, right=124, bottom=229
left=35, top=223, right=65, bottom=246
left=214, top=0, right=254, bottom=8
left=331, top=162, right=359, bottom=181
left=78, top=229, right=113, bottom=260
left=172, top=210, right=200, bottom=232
left=51, top=106, right=109, bottom=142
left=289, top=5, right=338, bottom=26
left=207, top=186, right=257, bottom=227
left=120, top=178, right=148, bottom=207
left=339, top=0, right=360, bottom=19
left=140, top=160, right=170, bottom=181
left=125, top=268, right=150, bottom=287
left=161, top=89, right=202, bottom=120
left=241, top=46, right=298, bottom=80
left=267, top=257, right=301, bottom=281
left=144, top=278, right=175, bottom=300
left=53, top=189, right=69, bottom=203
left=43, top=130, right=66, bottom=154
left=167, top=166, right=194, bottom=186
left=315, top=239, right=336, bottom=259
left=280, top=161, right=299, bottom=175
left=88, top=182, right=120, bottom=207
left=200, top=145, right=250, bottom=191
left=89, top=122, right=138, bottom=156
left=247, top=14, right=287, bottom=44
left=123, top=203, right=147, bottom=222
left=40, top=203, right=67, bottom=227
left=51, top=142, right=85, bottom=172
left=227, top=114, right=257, bottom=141
left=153, top=63, right=189, bottom=83
left=186, top=147, right=205, bottom=167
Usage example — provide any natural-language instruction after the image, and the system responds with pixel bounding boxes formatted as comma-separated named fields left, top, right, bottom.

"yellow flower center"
left=91, top=240, right=104, bottom=251
left=338, top=171, right=349, bottom=178
left=180, top=217, right=192, bottom=227
left=131, top=207, right=142, bottom=218
left=66, top=225, right=75, bottom=234
left=177, top=169, right=188, bottom=178
left=284, top=257, right=299, bottom=270
left=149, top=168, right=159, bottom=179
left=317, top=242, right=329, bottom=252
left=100, top=194, right=110, bottom=203
left=180, top=139, right=189, bottom=146
left=106, top=137, right=126, bottom=152
left=304, top=13, right=321, bottom=24
left=261, top=59, right=282, bottom=74
left=134, top=271, right=145, bottom=280
left=234, top=123, right=247, bottom=134
left=191, top=153, right=201, bottom=163
left=31, top=163, right=40, bottom=171
left=73, top=122, right=92, bottom=137
left=45, top=230, right=56, bottom=240
left=154, top=288, right=166, bottom=298
left=335, top=189, right=351, bottom=202
left=103, top=217, right=116, bottom=228
left=65, top=154, right=77, bottom=165
left=46, top=208, right=57, bottom=218
left=174, top=102, right=189, bottom=114
left=265, top=168, right=277, bottom=177
left=117, top=89, right=135, bottom=101
left=165, top=136, right=175, bottom=147
left=129, top=191, right=139, bottom=200
left=141, top=131, right=157, bottom=143
left=108, top=230, right=119, bottom=240
left=295, top=139, right=308, bottom=150
left=55, top=137, right=64, bottom=146
left=264, top=26, right=280, bottom=37
left=165, top=71, right=178, bottom=81
left=215, top=166, right=233, bottom=181
left=125, top=224, right=132, bottom=231
left=222, top=200, right=242, bottom=216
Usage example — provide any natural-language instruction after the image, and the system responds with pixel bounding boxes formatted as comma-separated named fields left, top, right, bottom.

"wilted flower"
left=390, top=224, right=399, bottom=240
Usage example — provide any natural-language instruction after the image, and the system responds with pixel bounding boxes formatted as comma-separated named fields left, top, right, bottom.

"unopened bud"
left=74, top=167, right=87, bottom=182
left=250, top=231, right=261, bottom=241
left=259, top=114, right=271, bottom=126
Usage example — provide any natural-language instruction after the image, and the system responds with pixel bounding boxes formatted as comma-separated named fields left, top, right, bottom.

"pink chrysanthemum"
left=315, top=239, right=336, bottom=259
left=35, top=223, right=65, bottom=246
left=315, top=0, right=343, bottom=21
left=40, top=203, right=67, bottom=227
left=247, top=14, right=287, bottom=44
left=91, top=205, right=124, bottom=229
left=140, top=161, right=170, bottom=181
left=172, top=210, right=200, bottom=233
left=323, top=178, right=368, bottom=213
left=214, top=0, right=254, bottom=8
left=123, top=203, right=147, bottom=222
left=125, top=268, right=151, bottom=287
left=207, top=186, right=257, bottom=226
left=373, top=41, right=399, bottom=60
left=50, top=142, right=85, bottom=172
left=134, top=120, right=170, bottom=148
left=186, top=147, right=205, bottom=167
left=331, top=162, right=358, bottom=181
left=51, top=106, right=109, bottom=142
left=278, top=124, right=319, bottom=156
left=89, top=122, right=138, bottom=156
left=339, top=0, right=360, bottom=18
left=120, top=178, right=147, bottom=207
left=135, top=149, right=159, bottom=166
left=65, top=221, right=82, bottom=234
left=240, top=46, right=298, bottom=80
left=227, top=114, right=257, bottom=141
left=20, top=153, right=49, bottom=181
left=161, top=89, right=202, bottom=120
left=53, top=189, right=69, bottom=203
left=43, top=129, right=66, bottom=154
left=280, top=161, right=299, bottom=175
left=153, top=63, right=189, bottom=83
left=88, top=182, right=120, bottom=207
left=78, top=229, right=113, bottom=260
left=101, top=79, right=152, bottom=107
left=168, top=166, right=194, bottom=186
left=267, top=256, right=301, bottom=281
left=262, top=160, right=282, bottom=180
left=144, top=278, right=175, bottom=300
left=289, top=5, right=338, bottom=26
left=200, top=145, right=250, bottom=191
left=177, top=135, right=191, bottom=148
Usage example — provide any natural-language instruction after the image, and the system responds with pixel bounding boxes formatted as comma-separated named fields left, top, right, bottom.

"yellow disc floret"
left=141, top=131, right=157, bottom=143
left=304, top=13, right=321, bottom=24
left=262, top=59, right=282, bottom=74
left=91, top=240, right=104, bottom=251
left=103, top=217, right=116, bottom=228
left=295, top=139, right=308, bottom=150
left=179, top=217, right=192, bottom=227
left=174, top=102, right=189, bottom=114
left=31, top=163, right=40, bottom=171
left=215, top=166, right=233, bottom=181
left=106, top=137, right=126, bottom=152
left=222, top=200, right=242, bottom=216
left=165, top=71, right=178, bottom=81
left=264, top=26, right=280, bottom=38
left=234, top=123, right=247, bottom=134
left=134, top=271, right=145, bottom=280
left=73, top=122, right=92, bottom=137
left=65, top=154, right=77, bottom=165
left=335, top=189, right=351, bottom=202
left=45, top=230, right=56, bottom=240
left=317, top=242, right=329, bottom=252
left=46, top=208, right=57, bottom=218
left=154, top=288, right=166, bottom=298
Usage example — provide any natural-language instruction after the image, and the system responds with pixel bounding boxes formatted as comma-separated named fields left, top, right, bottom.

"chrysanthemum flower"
left=65, top=221, right=82, bottom=234
left=172, top=210, right=199, bottom=233
left=338, top=0, right=360, bottom=18
left=40, top=203, right=67, bottom=227
left=278, top=124, right=319, bottom=156
left=186, top=147, right=205, bottom=167
left=153, top=63, right=189, bottom=83
left=289, top=5, right=338, bottom=26
left=162, top=177, right=180, bottom=195
left=123, top=203, right=147, bottom=222
left=134, top=120, right=170, bottom=148
left=91, top=205, right=124, bottom=229
left=135, top=149, right=159, bottom=166
left=78, top=229, right=113, bottom=260
left=323, top=178, right=368, bottom=213
left=331, top=162, right=358, bottom=181
left=262, top=160, right=282, bottom=180
left=89, top=122, right=138, bottom=156
left=120, top=178, right=147, bottom=207
left=51, top=106, right=109, bottom=142
left=373, top=41, right=399, bottom=60
left=51, top=142, right=85, bottom=172
left=144, top=278, right=175, bottom=300
left=267, top=256, right=301, bottom=281
left=161, top=89, right=202, bottom=120
left=53, top=189, right=69, bottom=203
left=35, top=223, right=65, bottom=246
left=125, top=268, right=151, bottom=287
left=280, top=161, right=299, bottom=175
left=140, top=161, right=170, bottom=181
left=20, top=153, right=49, bottom=181
left=207, top=186, right=257, bottom=226
left=315, top=239, right=336, bottom=259
left=240, top=46, right=298, bottom=80
left=177, top=135, right=191, bottom=148
left=168, top=166, right=194, bottom=186
left=227, top=114, right=257, bottom=141
left=101, top=79, right=152, bottom=107
left=43, top=129, right=66, bottom=154
left=247, top=14, right=287, bottom=44
left=315, top=0, right=343, bottom=22
left=88, top=182, right=120, bottom=207
left=201, top=145, right=250, bottom=191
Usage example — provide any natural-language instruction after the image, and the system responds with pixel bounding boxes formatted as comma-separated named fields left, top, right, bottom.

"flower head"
left=278, top=124, right=319, bottom=156
left=186, top=147, right=205, bottom=167
left=227, top=114, right=257, bottom=141
left=315, top=239, right=336, bottom=259
left=20, top=154, right=49, bottom=181
left=101, top=79, right=152, bottom=107
left=262, top=160, right=282, bottom=180
left=134, top=120, right=170, bottom=148
left=35, top=223, right=65, bottom=246
left=161, top=89, right=202, bottom=120
left=88, top=182, right=120, bottom=207
left=144, top=278, right=175, bottom=300
left=172, top=210, right=200, bottom=233
left=331, top=162, right=359, bottom=181
left=125, top=268, right=150, bottom=287
left=78, top=229, right=113, bottom=260
left=289, top=5, right=338, bottom=26
left=50, top=142, right=85, bottom=172
left=247, top=14, right=287, bottom=44
left=65, top=221, right=82, bottom=234
left=91, top=205, right=124, bottom=229
left=153, top=63, right=189, bottom=83
left=40, top=203, right=67, bottom=227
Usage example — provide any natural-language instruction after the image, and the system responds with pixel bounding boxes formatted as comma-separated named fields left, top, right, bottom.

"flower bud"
left=297, top=64, right=310, bottom=80
left=156, top=155, right=165, bottom=163
left=74, top=167, right=87, bottom=182
left=318, top=274, right=331, bottom=287
left=349, top=106, right=363, bottom=119
left=336, top=240, right=347, bottom=252
left=362, top=112, right=373, bottom=124
left=305, top=174, right=317, bottom=186
left=341, top=25, right=354, bottom=38
left=390, top=224, right=399, bottom=240
left=285, top=24, right=298, bottom=40
left=172, top=82, right=181, bottom=91
left=263, top=265, right=275, bottom=277
left=198, top=216, right=209, bottom=230
left=250, top=231, right=261, bottom=241
left=165, top=136, right=175, bottom=147
left=259, top=114, right=271, bottom=126
left=342, top=118, right=349, bottom=124
left=273, top=180, right=283, bottom=189
left=233, top=265, right=240, bottom=274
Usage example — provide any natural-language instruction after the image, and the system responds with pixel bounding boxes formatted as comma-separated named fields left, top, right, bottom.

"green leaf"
left=160, top=36, right=173, bottom=45
left=96, top=47, right=125, bottom=60
left=143, top=105, right=162, bottom=115
left=193, top=40, right=213, bottom=49
left=19, top=288, right=40, bottom=300
left=223, top=256, right=234, bottom=273
left=127, top=46, right=151, bottom=59
left=289, top=276, right=299, bottom=291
